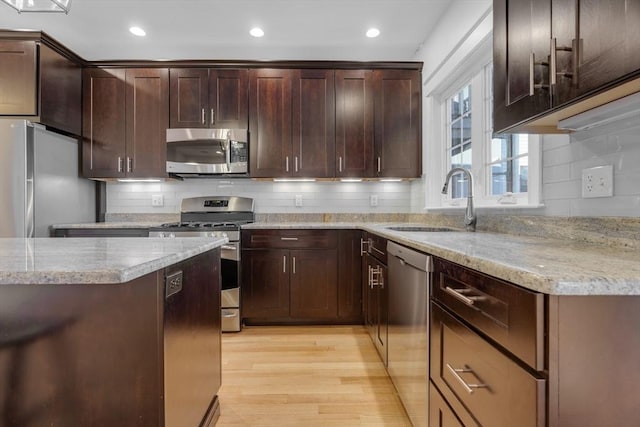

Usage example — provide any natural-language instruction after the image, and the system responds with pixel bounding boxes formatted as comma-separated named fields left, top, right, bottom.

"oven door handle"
left=221, top=245, right=236, bottom=251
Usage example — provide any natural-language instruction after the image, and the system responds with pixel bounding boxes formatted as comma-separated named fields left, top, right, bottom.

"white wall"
left=106, top=180, right=412, bottom=214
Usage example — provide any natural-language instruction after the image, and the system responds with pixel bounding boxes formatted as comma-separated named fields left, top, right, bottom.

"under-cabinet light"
left=117, top=178, right=162, bottom=183
left=272, top=178, right=316, bottom=182
left=340, top=178, right=363, bottom=182
left=380, top=178, right=403, bottom=182
left=557, top=92, right=640, bottom=132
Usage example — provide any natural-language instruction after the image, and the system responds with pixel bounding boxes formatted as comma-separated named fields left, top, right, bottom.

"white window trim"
left=423, top=36, right=543, bottom=211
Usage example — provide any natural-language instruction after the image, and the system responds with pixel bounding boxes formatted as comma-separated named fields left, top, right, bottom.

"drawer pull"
left=444, top=286, right=486, bottom=307
left=280, top=237, right=299, bottom=241
left=446, top=364, right=489, bottom=394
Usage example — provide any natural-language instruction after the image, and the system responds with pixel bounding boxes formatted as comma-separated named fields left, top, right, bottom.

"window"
left=433, top=62, right=540, bottom=209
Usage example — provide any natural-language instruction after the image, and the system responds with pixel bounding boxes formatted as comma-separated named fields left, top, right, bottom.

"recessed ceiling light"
left=129, top=26, right=146, bottom=37
left=366, top=28, right=380, bottom=38
left=250, top=27, right=265, bottom=38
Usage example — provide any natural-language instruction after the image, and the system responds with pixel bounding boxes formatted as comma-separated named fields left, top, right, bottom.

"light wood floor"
left=216, top=325, right=411, bottom=427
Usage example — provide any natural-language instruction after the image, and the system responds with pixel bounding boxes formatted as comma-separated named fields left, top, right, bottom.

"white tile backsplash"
left=106, top=179, right=413, bottom=214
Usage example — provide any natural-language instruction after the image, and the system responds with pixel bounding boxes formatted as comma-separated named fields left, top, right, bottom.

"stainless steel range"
left=149, top=196, right=254, bottom=332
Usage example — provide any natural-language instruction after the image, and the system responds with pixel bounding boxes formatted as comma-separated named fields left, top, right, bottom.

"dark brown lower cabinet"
left=429, top=383, right=468, bottom=427
left=363, top=233, right=388, bottom=366
left=241, top=229, right=361, bottom=324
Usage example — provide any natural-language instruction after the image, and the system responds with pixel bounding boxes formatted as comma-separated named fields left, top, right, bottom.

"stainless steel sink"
left=385, top=226, right=459, bottom=232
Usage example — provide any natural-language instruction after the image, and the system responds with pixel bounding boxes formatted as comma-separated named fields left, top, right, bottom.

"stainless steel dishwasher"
left=387, top=241, right=432, bottom=427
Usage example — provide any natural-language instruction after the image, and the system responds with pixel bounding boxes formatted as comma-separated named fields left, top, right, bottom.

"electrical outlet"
left=369, top=194, right=378, bottom=207
left=151, top=194, right=164, bottom=207
left=581, top=165, right=613, bottom=198
left=295, top=194, right=303, bottom=207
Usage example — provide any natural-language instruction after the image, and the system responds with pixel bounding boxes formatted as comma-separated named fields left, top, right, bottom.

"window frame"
left=424, top=45, right=542, bottom=211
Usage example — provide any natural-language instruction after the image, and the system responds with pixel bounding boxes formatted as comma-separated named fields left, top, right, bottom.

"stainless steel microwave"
left=166, top=128, right=248, bottom=177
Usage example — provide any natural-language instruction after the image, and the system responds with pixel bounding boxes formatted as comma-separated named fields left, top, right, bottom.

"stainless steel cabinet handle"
left=377, top=157, right=381, bottom=173
left=127, top=157, right=132, bottom=172
left=295, top=156, right=299, bottom=172
left=117, top=156, right=123, bottom=173
left=551, top=37, right=578, bottom=87
left=370, top=266, right=381, bottom=288
left=210, top=108, right=215, bottom=125
left=201, top=108, right=206, bottom=124
left=280, top=237, right=299, bottom=241
left=283, top=255, right=287, bottom=273
left=292, top=256, right=296, bottom=274
left=360, top=238, right=368, bottom=256
left=446, top=364, right=488, bottom=394
left=339, top=156, right=343, bottom=172
left=221, top=245, right=236, bottom=251
left=285, top=156, right=289, bottom=172
left=222, top=309, right=237, bottom=318
left=368, top=265, right=373, bottom=289
left=444, top=286, right=486, bottom=306
left=529, top=52, right=550, bottom=95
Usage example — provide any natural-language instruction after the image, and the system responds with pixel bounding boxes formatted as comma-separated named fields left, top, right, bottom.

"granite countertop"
left=0, top=237, right=227, bottom=285
left=242, top=222, right=640, bottom=296
left=51, top=221, right=168, bottom=229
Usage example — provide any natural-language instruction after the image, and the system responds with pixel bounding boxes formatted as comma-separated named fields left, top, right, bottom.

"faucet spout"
left=442, top=167, right=477, bottom=232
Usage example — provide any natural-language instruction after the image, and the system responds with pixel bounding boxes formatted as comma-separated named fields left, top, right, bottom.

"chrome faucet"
left=442, top=167, right=477, bottom=232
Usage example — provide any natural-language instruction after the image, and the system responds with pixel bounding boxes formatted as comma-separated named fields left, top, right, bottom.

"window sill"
left=424, top=203, right=545, bottom=212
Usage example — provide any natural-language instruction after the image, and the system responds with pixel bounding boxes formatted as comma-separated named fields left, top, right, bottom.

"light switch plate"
left=370, top=194, right=378, bottom=207
left=581, top=165, right=613, bottom=198
left=151, top=194, right=164, bottom=207
left=295, top=194, right=303, bottom=207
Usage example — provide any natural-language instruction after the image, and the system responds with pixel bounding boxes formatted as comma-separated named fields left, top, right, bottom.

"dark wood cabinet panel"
left=39, top=44, right=82, bottom=135
left=373, top=70, right=421, bottom=178
left=169, top=68, right=208, bottom=128
left=291, top=69, right=335, bottom=178
left=493, top=0, right=552, bottom=133
left=0, top=40, right=37, bottom=115
left=335, top=70, right=374, bottom=178
left=289, top=249, right=338, bottom=319
left=209, top=69, right=249, bottom=129
left=125, top=68, right=169, bottom=178
left=337, top=230, right=363, bottom=321
left=249, top=69, right=293, bottom=178
left=241, top=249, right=290, bottom=318
left=429, top=383, right=467, bottom=427
left=82, top=68, right=126, bottom=178
left=365, top=251, right=388, bottom=365
left=170, top=68, right=248, bottom=129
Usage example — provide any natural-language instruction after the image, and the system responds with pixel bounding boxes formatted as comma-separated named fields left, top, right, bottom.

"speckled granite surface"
left=243, top=222, right=640, bottom=296
left=0, top=237, right=226, bottom=285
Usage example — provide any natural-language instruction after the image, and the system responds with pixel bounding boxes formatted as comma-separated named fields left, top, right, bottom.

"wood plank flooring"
left=216, top=325, right=411, bottom=426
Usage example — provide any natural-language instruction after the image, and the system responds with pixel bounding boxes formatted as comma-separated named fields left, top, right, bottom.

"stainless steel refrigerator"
left=0, top=119, right=96, bottom=237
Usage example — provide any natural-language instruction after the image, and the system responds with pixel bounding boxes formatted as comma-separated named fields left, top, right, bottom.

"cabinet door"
left=125, top=69, right=169, bottom=178
left=374, top=263, right=388, bottom=365
left=373, top=70, right=421, bottom=178
left=337, top=230, right=363, bottom=321
left=39, top=44, right=82, bottom=136
left=365, top=255, right=377, bottom=334
left=335, top=70, right=374, bottom=178
left=241, top=249, right=290, bottom=318
left=249, top=69, right=293, bottom=178
left=493, top=0, right=552, bottom=133
left=289, top=249, right=338, bottom=319
left=559, top=0, right=640, bottom=104
left=429, top=383, right=468, bottom=427
left=291, top=69, right=335, bottom=178
left=0, top=40, right=37, bottom=115
left=169, top=68, right=209, bottom=128
left=82, top=68, right=126, bottom=178
left=209, top=69, right=248, bottom=129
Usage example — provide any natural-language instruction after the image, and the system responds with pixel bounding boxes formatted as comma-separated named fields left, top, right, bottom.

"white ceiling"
left=0, top=0, right=458, bottom=61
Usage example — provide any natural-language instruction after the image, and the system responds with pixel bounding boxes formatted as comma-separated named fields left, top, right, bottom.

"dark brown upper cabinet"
left=493, top=0, right=552, bottom=134
left=335, top=70, right=375, bottom=178
left=373, top=69, right=421, bottom=178
left=552, top=0, right=640, bottom=107
left=0, top=40, right=81, bottom=135
left=83, top=68, right=168, bottom=179
left=169, top=68, right=248, bottom=129
left=494, top=0, right=640, bottom=133
left=250, top=68, right=335, bottom=178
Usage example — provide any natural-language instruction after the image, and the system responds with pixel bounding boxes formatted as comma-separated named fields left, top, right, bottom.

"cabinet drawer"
left=431, top=303, right=545, bottom=427
left=429, top=382, right=477, bottom=427
left=432, top=257, right=544, bottom=370
left=241, top=229, right=337, bottom=249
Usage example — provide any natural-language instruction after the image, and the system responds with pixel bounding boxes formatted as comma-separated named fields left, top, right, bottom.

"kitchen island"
left=0, top=237, right=226, bottom=427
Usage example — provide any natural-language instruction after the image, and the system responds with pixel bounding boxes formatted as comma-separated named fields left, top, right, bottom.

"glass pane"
left=491, top=161, right=508, bottom=195
left=513, top=156, right=529, bottom=193
left=461, top=143, right=472, bottom=168
left=462, top=113, right=472, bottom=142
left=515, top=134, right=529, bottom=156
left=461, top=85, right=471, bottom=114
left=491, top=136, right=509, bottom=163
left=450, top=93, right=461, bottom=121
left=491, top=155, right=529, bottom=195
left=450, top=119, right=462, bottom=149
left=451, top=172, right=469, bottom=199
